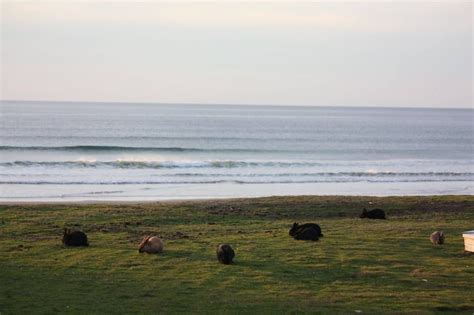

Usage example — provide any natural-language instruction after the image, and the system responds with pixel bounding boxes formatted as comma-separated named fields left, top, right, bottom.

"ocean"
left=0, top=101, right=472, bottom=201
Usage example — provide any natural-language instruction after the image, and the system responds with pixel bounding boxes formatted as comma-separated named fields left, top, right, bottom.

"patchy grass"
left=0, top=195, right=473, bottom=314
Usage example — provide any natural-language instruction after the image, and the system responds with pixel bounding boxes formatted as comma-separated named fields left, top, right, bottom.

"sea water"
left=0, top=101, right=472, bottom=201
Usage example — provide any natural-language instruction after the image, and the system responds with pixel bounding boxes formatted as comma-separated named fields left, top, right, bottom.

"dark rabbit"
left=360, top=208, right=386, bottom=219
left=216, top=244, right=235, bottom=264
left=294, top=226, right=320, bottom=241
left=289, top=223, right=323, bottom=238
left=62, top=228, right=89, bottom=247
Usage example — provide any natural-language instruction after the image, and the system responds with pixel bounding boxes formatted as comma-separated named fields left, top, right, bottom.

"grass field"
left=1, top=195, right=473, bottom=314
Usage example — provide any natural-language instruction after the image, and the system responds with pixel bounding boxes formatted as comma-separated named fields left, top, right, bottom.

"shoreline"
left=1, top=193, right=473, bottom=205
left=2, top=181, right=472, bottom=203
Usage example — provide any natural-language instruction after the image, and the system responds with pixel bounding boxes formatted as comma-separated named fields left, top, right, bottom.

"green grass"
left=1, top=195, right=473, bottom=314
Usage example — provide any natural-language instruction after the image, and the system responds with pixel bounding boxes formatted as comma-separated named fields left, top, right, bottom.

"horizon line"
left=1, top=99, right=472, bottom=110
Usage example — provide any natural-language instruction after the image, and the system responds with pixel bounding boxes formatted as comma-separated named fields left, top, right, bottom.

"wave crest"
left=0, top=160, right=323, bottom=169
left=0, top=145, right=274, bottom=153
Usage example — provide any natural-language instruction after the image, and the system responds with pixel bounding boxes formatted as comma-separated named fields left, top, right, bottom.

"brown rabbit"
left=138, top=235, right=164, bottom=253
left=430, top=231, right=445, bottom=245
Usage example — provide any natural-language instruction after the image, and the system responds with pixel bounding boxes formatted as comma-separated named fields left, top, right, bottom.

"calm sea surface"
left=1, top=101, right=472, bottom=201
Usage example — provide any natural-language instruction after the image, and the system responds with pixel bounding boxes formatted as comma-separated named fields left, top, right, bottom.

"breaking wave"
left=1, top=178, right=472, bottom=185
left=1, top=160, right=327, bottom=169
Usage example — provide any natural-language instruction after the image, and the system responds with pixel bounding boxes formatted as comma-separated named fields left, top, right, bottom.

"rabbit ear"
left=138, top=235, right=151, bottom=249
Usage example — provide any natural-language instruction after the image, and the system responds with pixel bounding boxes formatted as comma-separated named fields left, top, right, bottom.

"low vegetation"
left=1, top=195, right=473, bottom=313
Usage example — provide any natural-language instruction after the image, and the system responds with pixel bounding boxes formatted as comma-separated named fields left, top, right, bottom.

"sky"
left=1, top=1, right=472, bottom=108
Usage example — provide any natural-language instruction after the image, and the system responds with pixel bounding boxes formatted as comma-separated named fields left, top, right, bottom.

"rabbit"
left=360, top=208, right=386, bottom=219
left=430, top=231, right=445, bottom=245
left=62, top=228, right=89, bottom=247
left=138, top=235, right=164, bottom=253
left=289, top=222, right=323, bottom=239
left=216, top=244, right=235, bottom=264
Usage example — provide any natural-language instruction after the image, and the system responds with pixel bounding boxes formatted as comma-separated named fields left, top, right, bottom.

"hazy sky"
left=1, top=1, right=472, bottom=108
